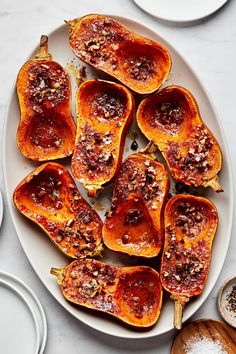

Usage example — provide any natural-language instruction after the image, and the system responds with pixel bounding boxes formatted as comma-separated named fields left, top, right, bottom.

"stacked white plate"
left=0, top=271, right=47, bottom=354
left=0, top=189, right=3, bottom=227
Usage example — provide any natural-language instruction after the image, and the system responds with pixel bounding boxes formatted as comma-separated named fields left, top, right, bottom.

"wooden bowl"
left=171, top=318, right=236, bottom=353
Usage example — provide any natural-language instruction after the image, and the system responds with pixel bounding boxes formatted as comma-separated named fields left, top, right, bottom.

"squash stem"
left=65, top=19, right=80, bottom=36
left=170, top=295, right=189, bottom=330
left=140, top=141, right=157, bottom=159
left=35, top=35, right=52, bottom=61
left=94, top=243, right=104, bottom=257
left=50, top=266, right=65, bottom=285
left=174, top=299, right=183, bottom=330
left=203, top=175, right=223, bottom=192
left=86, top=184, right=103, bottom=198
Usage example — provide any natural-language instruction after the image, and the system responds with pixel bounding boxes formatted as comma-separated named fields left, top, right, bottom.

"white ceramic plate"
left=133, top=0, right=229, bottom=23
left=0, top=271, right=47, bottom=354
left=3, top=16, right=233, bottom=338
left=0, top=189, right=3, bottom=228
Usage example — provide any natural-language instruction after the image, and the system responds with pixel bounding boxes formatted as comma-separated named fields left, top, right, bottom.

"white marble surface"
left=0, top=0, right=236, bottom=353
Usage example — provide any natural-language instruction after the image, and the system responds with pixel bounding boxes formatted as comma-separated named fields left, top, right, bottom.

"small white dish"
left=0, top=271, right=47, bottom=354
left=218, top=276, right=236, bottom=328
left=133, top=0, right=229, bottom=24
left=0, top=189, right=3, bottom=228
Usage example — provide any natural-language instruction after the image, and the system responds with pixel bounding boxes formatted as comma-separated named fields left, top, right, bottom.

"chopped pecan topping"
left=151, top=101, right=185, bottom=134
left=125, top=208, right=144, bottom=225
left=124, top=56, right=156, bottom=81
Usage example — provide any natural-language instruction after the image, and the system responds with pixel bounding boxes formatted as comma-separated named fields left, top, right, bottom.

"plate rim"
left=2, top=15, right=234, bottom=339
left=132, top=0, right=229, bottom=24
left=0, top=189, right=3, bottom=228
left=0, top=278, right=41, bottom=354
left=0, top=270, right=47, bottom=353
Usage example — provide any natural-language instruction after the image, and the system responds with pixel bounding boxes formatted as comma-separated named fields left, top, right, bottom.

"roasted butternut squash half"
left=13, top=163, right=103, bottom=258
left=66, top=14, right=171, bottom=94
left=103, top=153, right=170, bottom=257
left=160, top=194, right=218, bottom=329
left=71, top=79, right=135, bottom=197
left=137, top=86, right=222, bottom=191
left=51, top=259, right=162, bottom=327
left=16, top=35, right=76, bottom=161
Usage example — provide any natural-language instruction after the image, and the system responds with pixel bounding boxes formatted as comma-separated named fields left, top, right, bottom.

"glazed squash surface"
left=13, top=163, right=103, bottom=258
left=71, top=79, right=135, bottom=197
left=137, top=85, right=222, bottom=191
left=66, top=14, right=171, bottom=94
left=160, top=194, right=218, bottom=328
left=17, top=35, right=76, bottom=161
left=103, top=153, right=170, bottom=257
left=51, top=259, right=163, bottom=327
left=11, top=18, right=226, bottom=334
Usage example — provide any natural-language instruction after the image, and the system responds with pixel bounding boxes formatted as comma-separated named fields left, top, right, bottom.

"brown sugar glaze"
left=17, top=35, right=76, bottom=161
left=67, top=14, right=171, bottom=94
left=71, top=79, right=135, bottom=197
left=14, top=163, right=103, bottom=258
left=160, top=194, right=218, bottom=329
left=137, top=85, right=222, bottom=191
left=51, top=259, right=163, bottom=327
left=103, top=153, right=170, bottom=257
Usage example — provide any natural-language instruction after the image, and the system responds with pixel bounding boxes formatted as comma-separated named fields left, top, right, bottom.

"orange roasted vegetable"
left=66, top=14, right=171, bottom=94
left=16, top=35, right=76, bottom=161
left=51, top=259, right=163, bottom=327
left=103, top=153, right=170, bottom=257
left=160, top=194, right=218, bottom=329
left=13, top=163, right=103, bottom=258
left=71, top=79, right=135, bottom=197
left=137, top=85, right=222, bottom=191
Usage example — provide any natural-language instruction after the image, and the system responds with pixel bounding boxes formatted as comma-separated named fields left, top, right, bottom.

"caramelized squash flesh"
left=103, top=153, right=170, bottom=257
left=51, top=259, right=163, bottom=327
left=71, top=79, right=135, bottom=197
left=160, top=194, right=218, bottom=328
left=67, top=14, right=171, bottom=94
left=17, top=35, right=76, bottom=161
left=14, top=163, right=103, bottom=258
left=137, top=85, right=222, bottom=191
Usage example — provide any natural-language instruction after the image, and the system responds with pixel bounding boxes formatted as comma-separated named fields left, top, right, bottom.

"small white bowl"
left=132, top=0, right=229, bottom=24
left=217, top=276, right=236, bottom=328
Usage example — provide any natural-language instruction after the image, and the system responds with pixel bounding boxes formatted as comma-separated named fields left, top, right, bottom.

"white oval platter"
left=3, top=16, right=233, bottom=338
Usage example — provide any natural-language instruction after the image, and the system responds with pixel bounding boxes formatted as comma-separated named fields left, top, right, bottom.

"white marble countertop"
left=0, top=0, right=236, bottom=353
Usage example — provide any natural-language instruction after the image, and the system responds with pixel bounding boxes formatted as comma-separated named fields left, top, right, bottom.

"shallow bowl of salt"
left=171, top=318, right=236, bottom=353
